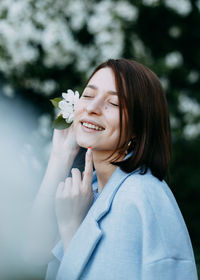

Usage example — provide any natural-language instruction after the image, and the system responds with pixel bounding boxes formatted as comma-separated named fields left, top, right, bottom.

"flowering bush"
left=0, top=0, right=138, bottom=95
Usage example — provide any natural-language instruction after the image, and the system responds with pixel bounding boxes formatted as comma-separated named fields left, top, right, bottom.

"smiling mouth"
left=81, top=121, right=105, bottom=131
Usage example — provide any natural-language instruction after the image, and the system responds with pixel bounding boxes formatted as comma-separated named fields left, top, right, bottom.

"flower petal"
left=58, top=100, right=67, bottom=110
left=62, top=112, right=70, bottom=119
left=59, top=101, right=72, bottom=111
left=62, top=92, right=73, bottom=103
left=68, top=113, right=74, bottom=123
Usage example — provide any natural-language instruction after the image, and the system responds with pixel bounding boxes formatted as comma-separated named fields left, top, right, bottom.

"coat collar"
left=56, top=166, right=136, bottom=280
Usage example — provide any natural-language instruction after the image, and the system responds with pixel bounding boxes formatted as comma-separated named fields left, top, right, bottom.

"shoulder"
left=114, top=169, right=181, bottom=223
left=112, top=169, right=195, bottom=262
left=114, top=169, right=171, bottom=209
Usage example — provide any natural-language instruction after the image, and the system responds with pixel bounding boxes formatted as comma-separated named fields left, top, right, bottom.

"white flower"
left=58, top=89, right=80, bottom=123
left=62, top=89, right=80, bottom=105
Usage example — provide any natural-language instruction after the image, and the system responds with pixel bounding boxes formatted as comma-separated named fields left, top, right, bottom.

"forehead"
left=87, top=67, right=117, bottom=93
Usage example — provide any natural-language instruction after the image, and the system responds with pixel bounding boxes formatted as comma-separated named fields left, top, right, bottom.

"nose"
left=86, top=98, right=103, bottom=115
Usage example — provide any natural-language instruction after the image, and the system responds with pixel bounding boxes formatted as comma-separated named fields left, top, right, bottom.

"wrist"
left=58, top=221, right=81, bottom=239
left=38, top=151, right=77, bottom=196
left=50, top=147, right=79, bottom=162
left=49, top=149, right=77, bottom=166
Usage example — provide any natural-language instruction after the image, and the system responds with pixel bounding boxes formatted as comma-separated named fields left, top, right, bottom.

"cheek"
left=108, top=110, right=120, bottom=128
left=107, top=114, right=120, bottom=139
left=108, top=111, right=125, bottom=142
left=74, top=101, right=84, bottom=119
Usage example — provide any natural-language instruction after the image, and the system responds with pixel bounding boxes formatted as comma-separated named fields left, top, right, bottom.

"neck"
left=92, top=150, right=124, bottom=193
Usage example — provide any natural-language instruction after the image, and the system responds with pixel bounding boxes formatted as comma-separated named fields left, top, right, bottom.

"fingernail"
left=87, top=147, right=92, bottom=156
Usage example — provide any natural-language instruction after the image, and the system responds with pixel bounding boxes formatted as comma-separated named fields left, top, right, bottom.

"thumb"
left=82, top=147, right=93, bottom=191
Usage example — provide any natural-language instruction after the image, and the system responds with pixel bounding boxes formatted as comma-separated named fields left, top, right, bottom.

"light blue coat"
left=46, top=167, right=198, bottom=280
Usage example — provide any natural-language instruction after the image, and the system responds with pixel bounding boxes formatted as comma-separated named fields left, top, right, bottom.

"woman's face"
left=74, top=67, right=124, bottom=154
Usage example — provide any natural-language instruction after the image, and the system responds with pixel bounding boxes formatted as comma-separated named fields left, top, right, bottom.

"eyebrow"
left=86, top=84, right=118, bottom=95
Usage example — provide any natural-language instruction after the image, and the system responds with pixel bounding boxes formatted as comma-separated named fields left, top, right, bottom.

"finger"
left=56, top=182, right=65, bottom=198
left=53, top=128, right=62, bottom=138
left=53, top=128, right=66, bottom=141
left=82, top=148, right=93, bottom=191
left=63, top=177, right=72, bottom=195
left=71, top=168, right=81, bottom=195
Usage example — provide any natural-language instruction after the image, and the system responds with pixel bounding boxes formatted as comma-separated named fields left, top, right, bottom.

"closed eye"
left=109, top=102, right=119, bottom=107
left=82, top=94, right=93, bottom=98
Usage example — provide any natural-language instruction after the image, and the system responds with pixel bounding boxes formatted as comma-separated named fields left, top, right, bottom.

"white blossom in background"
left=160, top=77, right=169, bottom=91
left=66, top=0, right=88, bottom=31
left=170, top=115, right=180, bottom=130
left=0, top=0, right=40, bottom=73
left=165, top=51, right=183, bottom=68
left=131, top=34, right=151, bottom=60
left=197, top=0, right=200, bottom=11
left=24, top=79, right=58, bottom=96
left=178, top=94, right=200, bottom=117
left=187, top=71, right=199, bottom=84
left=75, top=45, right=98, bottom=73
left=164, top=0, right=192, bottom=16
left=178, top=93, right=200, bottom=139
left=0, top=0, right=138, bottom=83
left=183, top=123, right=200, bottom=140
left=114, top=1, right=138, bottom=21
left=142, top=0, right=160, bottom=6
left=170, top=92, right=200, bottom=139
left=169, top=26, right=182, bottom=38
left=87, top=0, right=138, bottom=63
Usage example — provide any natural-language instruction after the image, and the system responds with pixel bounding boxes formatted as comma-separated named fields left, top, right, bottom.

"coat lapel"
left=56, top=167, right=134, bottom=280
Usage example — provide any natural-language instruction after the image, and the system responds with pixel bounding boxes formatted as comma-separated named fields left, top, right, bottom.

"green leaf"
left=50, top=97, right=62, bottom=109
left=52, top=115, right=72, bottom=130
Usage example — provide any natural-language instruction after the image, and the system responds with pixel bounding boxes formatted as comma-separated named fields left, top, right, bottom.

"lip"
left=80, top=119, right=105, bottom=130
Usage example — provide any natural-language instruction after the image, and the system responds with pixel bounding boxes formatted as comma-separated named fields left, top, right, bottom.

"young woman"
left=27, top=59, right=198, bottom=280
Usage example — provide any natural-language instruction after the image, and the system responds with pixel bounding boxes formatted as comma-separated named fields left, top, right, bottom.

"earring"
left=125, top=139, right=132, bottom=155
left=127, top=140, right=132, bottom=148
left=127, top=136, right=136, bottom=149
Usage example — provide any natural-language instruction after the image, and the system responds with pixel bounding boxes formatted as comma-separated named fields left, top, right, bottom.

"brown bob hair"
left=86, top=58, right=171, bottom=181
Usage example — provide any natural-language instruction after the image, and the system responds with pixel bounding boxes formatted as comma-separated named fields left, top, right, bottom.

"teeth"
left=82, top=122, right=103, bottom=131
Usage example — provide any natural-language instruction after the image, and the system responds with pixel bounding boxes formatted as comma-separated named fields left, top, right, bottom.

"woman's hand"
left=51, top=123, right=80, bottom=159
left=25, top=125, right=81, bottom=264
left=55, top=148, right=94, bottom=249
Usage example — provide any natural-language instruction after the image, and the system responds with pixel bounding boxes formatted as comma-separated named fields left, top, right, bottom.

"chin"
left=75, top=131, right=94, bottom=149
left=79, top=143, right=89, bottom=149
left=76, top=137, right=91, bottom=149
